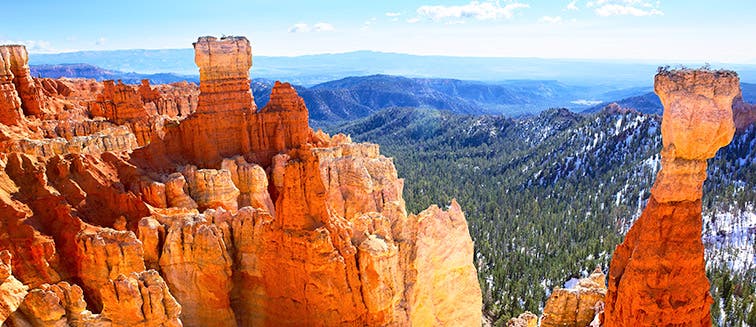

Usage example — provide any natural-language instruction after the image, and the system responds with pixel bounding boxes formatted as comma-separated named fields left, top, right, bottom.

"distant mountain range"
left=584, top=82, right=756, bottom=114
left=30, top=63, right=195, bottom=84
left=29, top=63, right=756, bottom=121
left=30, top=63, right=655, bottom=119
left=29, top=49, right=756, bottom=87
left=251, top=75, right=638, bottom=119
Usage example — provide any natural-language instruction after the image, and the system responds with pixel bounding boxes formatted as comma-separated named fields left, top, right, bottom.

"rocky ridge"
left=0, top=37, right=482, bottom=326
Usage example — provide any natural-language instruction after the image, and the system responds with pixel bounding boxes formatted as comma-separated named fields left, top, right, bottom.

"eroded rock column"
left=605, top=69, right=739, bottom=326
left=194, top=36, right=254, bottom=114
left=3, top=45, right=44, bottom=117
left=0, top=47, right=25, bottom=125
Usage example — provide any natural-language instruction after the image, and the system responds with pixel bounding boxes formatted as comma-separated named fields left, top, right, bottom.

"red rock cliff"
left=604, top=69, right=740, bottom=326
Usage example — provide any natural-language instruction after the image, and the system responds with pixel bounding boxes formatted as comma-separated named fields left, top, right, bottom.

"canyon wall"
left=0, top=38, right=482, bottom=326
left=604, top=69, right=740, bottom=326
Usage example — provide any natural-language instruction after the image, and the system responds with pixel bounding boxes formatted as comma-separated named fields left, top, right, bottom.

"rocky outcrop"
left=181, top=165, right=240, bottom=212
left=133, top=37, right=310, bottom=168
left=541, top=267, right=606, bottom=327
left=0, top=37, right=482, bottom=326
left=0, top=46, right=28, bottom=126
left=605, top=69, right=740, bottom=326
left=90, top=80, right=147, bottom=123
left=163, top=173, right=199, bottom=209
left=408, top=201, right=482, bottom=326
left=7, top=125, right=139, bottom=158
left=0, top=251, right=27, bottom=324
left=508, top=312, right=538, bottom=327
left=75, top=228, right=146, bottom=310
left=158, top=215, right=235, bottom=326
left=10, top=271, right=181, bottom=327
left=148, top=81, right=198, bottom=118
left=194, top=36, right=254, bottom=114
left=732, top=93, right=756, bottom=131
left=101, top=270, right=182, bottom=326
left=221, top=156, right=275, bottom=213
left=2, top=46, right=45, bottom=117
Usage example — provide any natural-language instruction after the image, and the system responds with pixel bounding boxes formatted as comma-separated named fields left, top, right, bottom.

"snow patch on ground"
left=703, top=205, right=756, bottom=272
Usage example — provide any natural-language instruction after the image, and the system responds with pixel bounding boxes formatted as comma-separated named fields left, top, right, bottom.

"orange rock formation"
left=541, top=267, right=606, bottom=327
left=604, top=69, right=740, bottom=326
left=0, top=37, right=482, bottom=326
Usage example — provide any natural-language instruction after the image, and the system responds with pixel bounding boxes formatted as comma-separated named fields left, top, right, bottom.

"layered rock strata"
left=604, top=69, right=740, bottom=326
left=0, top=37, right=483, bottom=326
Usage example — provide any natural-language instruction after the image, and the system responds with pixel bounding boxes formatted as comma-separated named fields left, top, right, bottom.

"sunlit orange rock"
left=100, top=270, right=182, bottom=327
left=75, top=227, right=146, bottom=310
left=0, top=251, right=27, bottom=324
left=0, top=47, right=26, bottom=126
left=181, top=164, right=240, bottom=212
left=508, top=311, right=538, bottom=327
left=605, top=69, right=740, bottom=326
left=159, top=214, right=235, bottom=327
left=221, top=156, right=275, bottom=213
left=541, top=267, right=606, bottom=327
left=0, top=38, right=482, bottom=326
left=408, top=200, right=483, bottom=326
left=2, top=45, right=45, bottom=117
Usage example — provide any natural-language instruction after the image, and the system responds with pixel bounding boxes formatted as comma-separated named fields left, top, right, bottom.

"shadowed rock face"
left=0, top=39, right=483, bottom=326
left=604, top=69, right=740, bottom=326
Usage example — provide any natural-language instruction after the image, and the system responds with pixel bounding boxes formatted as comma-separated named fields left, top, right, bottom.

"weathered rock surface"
left=158, top=215, right=235, bottom=326
left=605, top=69, right=740, bottom=326
left=181, top=165, right=240, bottom=212
left=0, top=38, right=482, bottom=327
left=0, top=251, right=27, bottom=324
left=732, top=92, right=756, bottom=131
left=3, top=45, right=45, bottom=117
left=76, top=227, right=146, bottom=310
left=0, top=47, right=27, bottom=126
left=507, top=311, right=538, bottom=327
left=409, top=201, right=483, bottom=326
left=541, top=267, right=606, bottom=327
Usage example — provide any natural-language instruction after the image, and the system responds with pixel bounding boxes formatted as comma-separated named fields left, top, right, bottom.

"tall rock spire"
left=604, top=69, right=740, bottom=326
left=193, top=36, right=255, bottom=113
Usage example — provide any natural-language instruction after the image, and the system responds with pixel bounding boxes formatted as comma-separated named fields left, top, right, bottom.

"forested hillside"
left=330, top=107, right=756, bottom=325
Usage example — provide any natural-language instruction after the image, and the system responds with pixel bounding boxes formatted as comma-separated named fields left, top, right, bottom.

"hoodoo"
left=0, top=37, right=482, bottom=326
left=604, top=69, right=740, bottom=326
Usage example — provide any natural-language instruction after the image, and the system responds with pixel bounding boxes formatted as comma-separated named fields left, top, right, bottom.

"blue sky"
left=2, top=0, right=755, bottom=63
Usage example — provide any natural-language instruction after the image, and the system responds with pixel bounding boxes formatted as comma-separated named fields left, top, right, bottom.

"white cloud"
left=406, top=17, right=421, bottom=24
left=415, top=1, right=529, bottom=21
left=566, top=0, right=579, bottom=10
left=386, top=12, right=402, bottom=17
left=288, top=23, right=310, bottom=33
left=587, top=0, right=663, bottom=16
left=288, top=22, right=335, bottom=33
left=0, top=40, right=56, bottom=53
left=539, top=16, right=563, bottom=24
left=313, top=22, right=335, bottom=32
left=361, top=18, right=377, bottom=31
